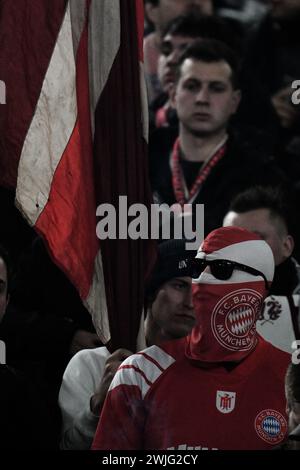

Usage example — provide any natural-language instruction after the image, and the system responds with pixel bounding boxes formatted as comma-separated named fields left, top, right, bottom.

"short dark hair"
left=286, top=363, right=300, bottom=405
left=176, top=38, right=240, bottom=89
left=229, top=186, right=291, bottom=234
left=0, top=245, right=10, bottom=296
left=162, top=13, right=238, bottom=52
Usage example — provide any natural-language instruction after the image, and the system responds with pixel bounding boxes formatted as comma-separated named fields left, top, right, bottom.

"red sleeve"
left=91, top=371, right=146, bottom=450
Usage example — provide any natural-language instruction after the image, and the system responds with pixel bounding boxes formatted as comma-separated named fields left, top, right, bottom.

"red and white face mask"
left=186, top=227, right=274, bottom=364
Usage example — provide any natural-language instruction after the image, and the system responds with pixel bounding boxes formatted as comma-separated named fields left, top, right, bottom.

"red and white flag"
left=0, top=0, right=154, bottom=350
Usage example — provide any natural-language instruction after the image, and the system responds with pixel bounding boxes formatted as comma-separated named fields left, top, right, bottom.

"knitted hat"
left=146, top=239, right=196, bottom=298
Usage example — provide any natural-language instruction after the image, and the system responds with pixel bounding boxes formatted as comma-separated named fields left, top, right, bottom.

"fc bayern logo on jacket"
left=216, top=391, right=236, bottom=414
left=211, top=289, right=262, bottom=351
left=254, top=409, right=287, bottom=444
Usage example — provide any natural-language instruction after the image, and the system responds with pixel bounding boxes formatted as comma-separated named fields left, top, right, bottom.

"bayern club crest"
left=254, top=409, right=287, bottom=445
left=216, top=391, right=236, bottom=414
left=211, top=289, right=262, bottom=351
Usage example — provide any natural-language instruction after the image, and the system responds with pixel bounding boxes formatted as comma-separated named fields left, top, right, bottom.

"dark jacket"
left=270, top=257, right=300, bottom=297
left=0, top=364, right=58, bottom=449
left=149, top=127, right=285, bottom=236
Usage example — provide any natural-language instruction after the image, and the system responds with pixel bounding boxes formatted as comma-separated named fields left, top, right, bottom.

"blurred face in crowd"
left=146, top=0, right=213, bottom=33
left=151, top=276, right=195, bottom=340
left=172, top=58, right=240, bottom=138
left=0, top=257, right=8, bottom=323
left=270, top=0, right=300, bottom=20
left=223, top=208, right=294, bottom=265
left=287, top=401, right=300, bottom=433
left=158, top=34, right=196, bottom=93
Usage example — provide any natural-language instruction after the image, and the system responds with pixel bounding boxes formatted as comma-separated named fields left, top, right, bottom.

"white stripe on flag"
left=139, top=62, right=148, bottom=143
left=86, top=250, right=110, bottom=344
left=16, top=2, right=78, bottom=224
left=88, top=0, right=120, bottom=131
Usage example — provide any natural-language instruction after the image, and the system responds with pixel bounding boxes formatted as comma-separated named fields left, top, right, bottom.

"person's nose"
left=195, top=85, right=210, bottom=104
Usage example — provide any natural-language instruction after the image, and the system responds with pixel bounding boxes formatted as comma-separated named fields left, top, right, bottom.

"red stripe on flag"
left=36, top=0, right=98, bottom=298
left=0, top=0, right=67, bottom=188
left=35, top=123, right=98, bottom=298
left=135, top=0, right=144, bottom=61
left=93, top=0, right=155, bottom=351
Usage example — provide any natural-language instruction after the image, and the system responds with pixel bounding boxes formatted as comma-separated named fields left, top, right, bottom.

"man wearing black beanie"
left=59, top=238, right=195, bottom=450
left=144, top=238, right=196, bottom=346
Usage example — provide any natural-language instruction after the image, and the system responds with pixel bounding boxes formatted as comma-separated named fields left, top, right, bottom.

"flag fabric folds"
left=0, top=0, right=155, bottom=351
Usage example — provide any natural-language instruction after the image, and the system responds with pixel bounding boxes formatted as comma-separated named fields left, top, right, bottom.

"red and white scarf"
left=171, top=136, right=227, bottom=205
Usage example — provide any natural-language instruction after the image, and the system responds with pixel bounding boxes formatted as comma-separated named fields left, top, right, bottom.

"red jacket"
left=92, top=335, right=289, bottom=450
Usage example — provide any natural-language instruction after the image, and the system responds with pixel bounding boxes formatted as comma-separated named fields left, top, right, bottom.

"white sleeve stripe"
left=120, top=364, right=153, bottom=386
left=128, top=353, right=165, bottom=388
left=109, top=367, right=150, bottom=399
left=139, top=346, right=175, bottom=370
left=138, top=352, right=164, bottom=372
left=108, top=346, right=176, bottom=399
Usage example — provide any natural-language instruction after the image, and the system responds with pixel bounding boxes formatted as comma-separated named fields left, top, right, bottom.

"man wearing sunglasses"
left=92, top=226, right=290, bottom=450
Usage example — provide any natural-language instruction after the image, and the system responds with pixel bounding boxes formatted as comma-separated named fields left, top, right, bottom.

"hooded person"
left=188, top=226, right=273, bottom=364
left=92, top=227, right=290, bottom=451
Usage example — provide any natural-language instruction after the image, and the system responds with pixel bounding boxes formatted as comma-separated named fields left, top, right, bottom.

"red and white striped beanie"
left=195, top=226, right=274, bottom=286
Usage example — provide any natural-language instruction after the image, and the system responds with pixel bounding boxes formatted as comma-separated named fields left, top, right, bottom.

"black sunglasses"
left=191, top=259, right=269, bottom=290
